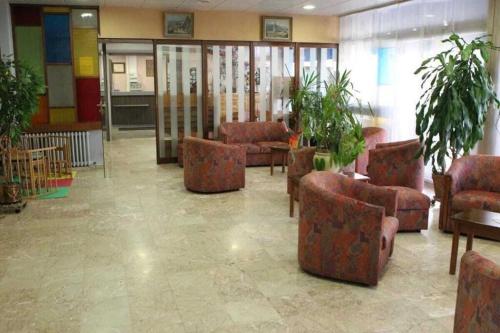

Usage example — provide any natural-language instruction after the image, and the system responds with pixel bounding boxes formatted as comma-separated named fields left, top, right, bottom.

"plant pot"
left=2, top=183, right=22, bottom=204
left=313, top=151, right=340, bottom=172
left=432, top=173, right=445, bottom=201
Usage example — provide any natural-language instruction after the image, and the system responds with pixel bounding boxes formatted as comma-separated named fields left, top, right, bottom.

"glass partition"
left=156, top=44, right=202, bottom=160
left=207, top=44, right=250, bottom=138
left=254, top=45, right=295, bottom=123
left=299, top=46, right=337, bottom=89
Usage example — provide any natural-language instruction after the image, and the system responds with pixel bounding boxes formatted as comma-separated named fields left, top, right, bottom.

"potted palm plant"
left=290, top=69, right=367, bottom=171
left=415, top=33, right=500, bottom=198
left=0, top=56, right=44, bottom=203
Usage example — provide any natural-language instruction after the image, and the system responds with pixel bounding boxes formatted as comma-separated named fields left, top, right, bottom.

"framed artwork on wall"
left=112, top=62, right=126, bottom=74
left=262, top=16, right=292, bottom=42
left=164, top=13, right=194, bottom=38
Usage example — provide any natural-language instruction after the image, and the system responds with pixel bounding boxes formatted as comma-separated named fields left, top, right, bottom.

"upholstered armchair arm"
left=299, top=180, right=385, bottom=286
left=350, top=183, right=398, bottom=217
left=219, top=124, right=229, bottom=144
left=454, top=251, right=500, bottom=332
left=446, top=158, right=470, bottom=195
left=356, top=127, right=387, bottom=175
left=288, top=147, right=315, bottom=177
left=367, top=140, right=424, bottom=191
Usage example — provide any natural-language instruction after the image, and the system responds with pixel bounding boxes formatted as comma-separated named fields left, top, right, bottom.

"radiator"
left=21, top=131, right=93, bottom=167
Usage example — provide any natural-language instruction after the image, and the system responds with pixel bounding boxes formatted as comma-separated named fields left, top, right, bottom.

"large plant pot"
left=432, top=173, right=445, bottom=201
left=2, top=183, right=22, bottom=204
left=313, top=151, right=340, bottom=172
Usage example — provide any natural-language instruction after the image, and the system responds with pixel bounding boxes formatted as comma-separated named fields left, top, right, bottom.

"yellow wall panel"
left=73, top=28, right=98, bottom=77
left=50, top=108, right=77, bottom=124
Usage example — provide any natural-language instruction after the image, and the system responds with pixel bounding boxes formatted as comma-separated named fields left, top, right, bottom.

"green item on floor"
left=38, top=187, right=69, bottom=200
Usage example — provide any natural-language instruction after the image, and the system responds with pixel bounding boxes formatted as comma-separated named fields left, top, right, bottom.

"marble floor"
left=1, top=137, right=499, bottom=333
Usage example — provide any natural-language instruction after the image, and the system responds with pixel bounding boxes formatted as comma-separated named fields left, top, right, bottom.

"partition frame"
left=152, top=40, right=339, bottom=163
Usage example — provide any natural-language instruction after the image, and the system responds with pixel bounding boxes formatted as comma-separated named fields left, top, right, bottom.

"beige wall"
left=99, top=7, right=339, bottom=43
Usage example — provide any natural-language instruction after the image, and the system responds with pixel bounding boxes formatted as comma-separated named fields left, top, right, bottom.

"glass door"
left=156, top=43, right=202, bottom=162
left=254, top=45, right=295, bottom=124
left=207, top=43, right=250, bottom=138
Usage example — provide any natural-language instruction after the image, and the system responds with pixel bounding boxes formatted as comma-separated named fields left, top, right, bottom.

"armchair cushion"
left=384, top=186, right=431, bottom=211
left=447, top=155, right=500, bottom=195
left=452, top=190, right=500, bottom=212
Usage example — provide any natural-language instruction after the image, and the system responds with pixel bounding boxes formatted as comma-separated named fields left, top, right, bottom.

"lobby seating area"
left=1, top=0, right=500, bottom=332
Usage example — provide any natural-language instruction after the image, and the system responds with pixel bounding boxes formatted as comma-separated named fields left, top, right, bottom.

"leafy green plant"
left=290, top=69, right=367, bottom=168
left=0, top=56, right=44, bottom=145
left=415, top=33, right=500, bottom=174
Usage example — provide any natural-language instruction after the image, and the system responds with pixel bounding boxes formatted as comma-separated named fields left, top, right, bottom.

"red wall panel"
left=76, top=78, right=101, bottom=122
left=11, top=6, right=42, bottom=26
left=31, top=95, right=49, bottom=125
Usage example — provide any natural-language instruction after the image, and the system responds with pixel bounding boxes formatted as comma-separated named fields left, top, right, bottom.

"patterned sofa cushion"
left=384, top=186, right=431, bottom=211
left=220, top=122, right=288, bottom=144
left=452, top=190, right=500, bottom=213
left=233, top=143, right=261, bottom=154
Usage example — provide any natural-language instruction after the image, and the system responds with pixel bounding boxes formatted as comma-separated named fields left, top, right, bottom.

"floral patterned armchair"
left=367, top=139, right=431, bottom=231
left=454, top=251, right=500, bottom=333
left=441, top=155, right=500, bottom=239
left=183, top=137, right=246, bottom=193
left=298, top=171, right=399, bottom=286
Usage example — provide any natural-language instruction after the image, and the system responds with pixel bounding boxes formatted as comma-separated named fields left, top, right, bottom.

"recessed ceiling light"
left=81, top=12, right=93, bottom=18
left=303, top=5, right=316, bottom=10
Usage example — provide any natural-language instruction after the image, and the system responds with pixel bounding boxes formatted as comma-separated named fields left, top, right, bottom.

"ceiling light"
left=303, top=5, right=316, bottom=10
left=81, top=12, right=93, bottom=18
left=425, top=14, right=435, bottom=18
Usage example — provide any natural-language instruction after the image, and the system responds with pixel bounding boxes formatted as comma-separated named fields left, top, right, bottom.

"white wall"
left=479, top=0, right=500, bottom=155
left=0, top=1, right=13, bottom=57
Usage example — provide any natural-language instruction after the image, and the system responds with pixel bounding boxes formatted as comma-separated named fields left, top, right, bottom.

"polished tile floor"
left=1, top=137, right=499, bottom=333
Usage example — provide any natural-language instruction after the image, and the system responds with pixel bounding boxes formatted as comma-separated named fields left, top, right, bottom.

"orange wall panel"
left=31, top=95, right=49, bottom=125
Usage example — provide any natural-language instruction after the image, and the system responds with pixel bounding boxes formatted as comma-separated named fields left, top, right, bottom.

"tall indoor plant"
left=415, top=33, right=500, bottom=197
left=290, top=69, right=366, bottom=171
left=0, top=56, right=44, bottom=202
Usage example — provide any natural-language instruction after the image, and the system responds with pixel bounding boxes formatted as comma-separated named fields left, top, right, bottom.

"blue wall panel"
left=43, top=14, right=71, bottom=64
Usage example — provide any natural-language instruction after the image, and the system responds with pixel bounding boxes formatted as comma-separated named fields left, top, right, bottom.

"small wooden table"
left=449, top=209, right=500, bottom=275
left=270, top=146, right=290, bottom=175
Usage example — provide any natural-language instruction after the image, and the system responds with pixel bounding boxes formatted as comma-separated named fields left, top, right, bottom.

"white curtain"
left=340, top=0, right=490, bottom=178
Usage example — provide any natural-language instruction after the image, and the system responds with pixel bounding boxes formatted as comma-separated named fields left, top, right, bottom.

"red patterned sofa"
left=219, top=122, right=289, bottom=166
left=367, top=139, right=431, bottom=231
left=183, top=137, right=246, bottom=193
left=454, top=251, right=500, bottom=333
left=298, top=171, right=399, bottom=286
left=356, top=127, right=388, bottom=175
left=441, top=155, right=500, bottom=240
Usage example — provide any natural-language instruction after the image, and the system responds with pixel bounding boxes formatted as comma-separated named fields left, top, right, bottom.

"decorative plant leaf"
left=414, top=34, right=500, bottom=174
left=0, top=56, right=44, bottom=145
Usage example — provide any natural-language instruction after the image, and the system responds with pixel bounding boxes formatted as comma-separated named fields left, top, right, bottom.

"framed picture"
left=164, top=12, right=194, bottom=38
left=112, top=62, right=126, bottom=74
left=262, top=16, right=292, bottom=42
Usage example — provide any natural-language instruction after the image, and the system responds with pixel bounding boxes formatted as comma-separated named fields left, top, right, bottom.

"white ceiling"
left=9, top=0, right=401, bottom=16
